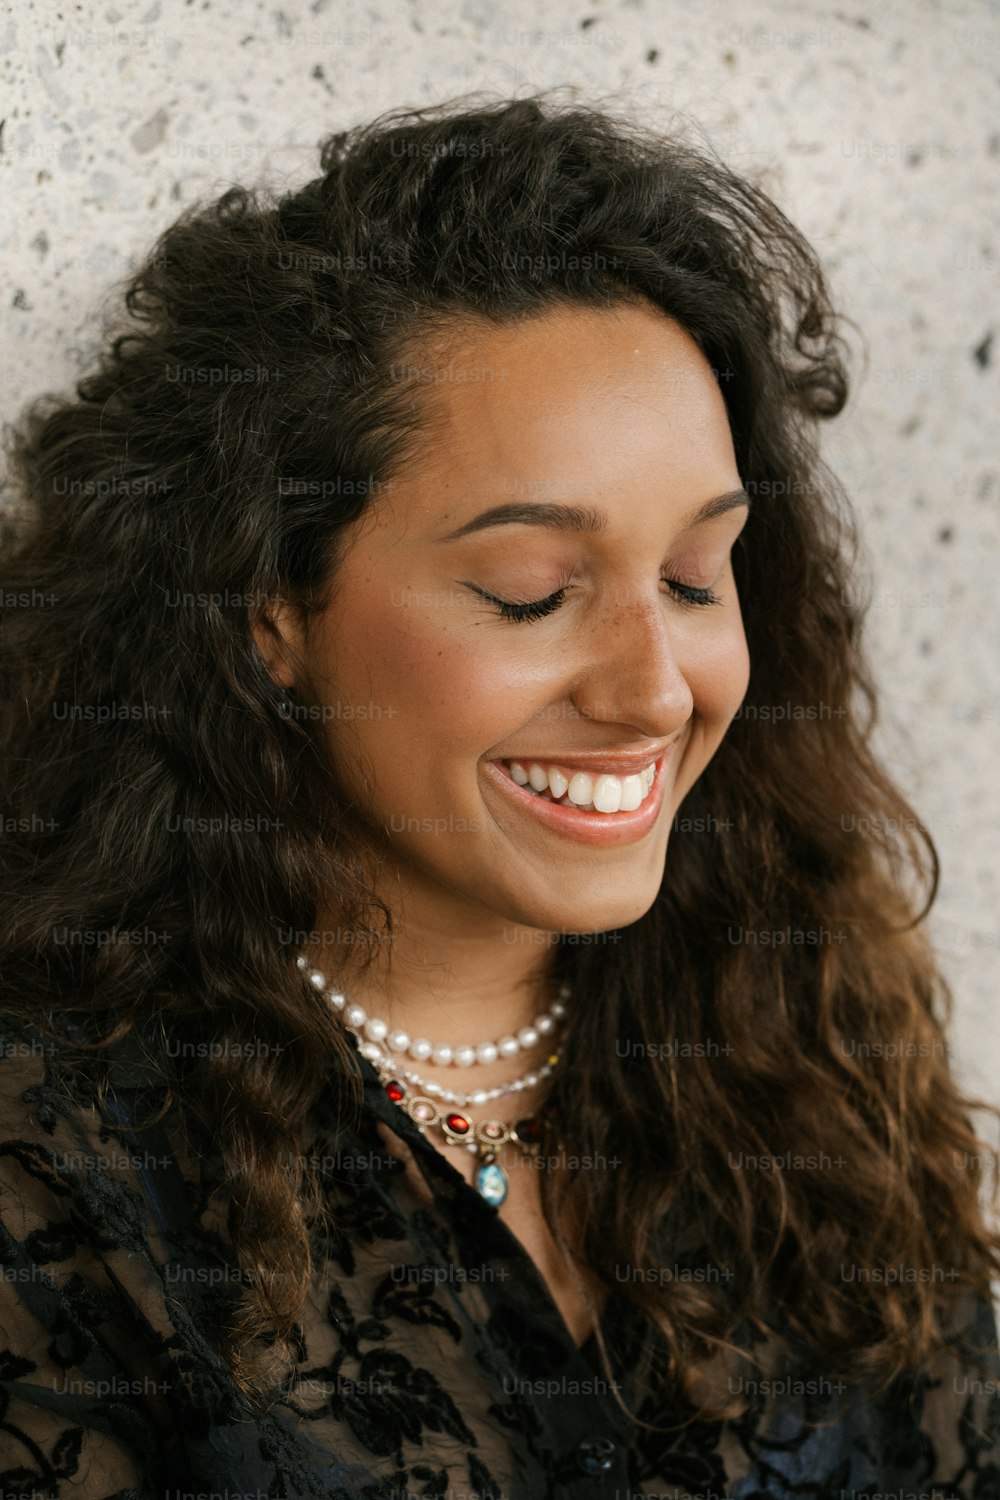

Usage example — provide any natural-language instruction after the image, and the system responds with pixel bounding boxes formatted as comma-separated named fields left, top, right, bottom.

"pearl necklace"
left=296, top=953, right=565, bottom=1206
left=363, top=1045, right=558, bottom=1106
left=297, top=954, right=569, bottom=1067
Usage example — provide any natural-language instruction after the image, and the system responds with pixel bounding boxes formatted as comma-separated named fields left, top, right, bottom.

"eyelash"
left=475, top=577, right=724, bottom=624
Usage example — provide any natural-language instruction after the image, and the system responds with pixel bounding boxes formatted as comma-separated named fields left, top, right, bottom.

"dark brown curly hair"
left=2, top=88, right=998, bottom=1427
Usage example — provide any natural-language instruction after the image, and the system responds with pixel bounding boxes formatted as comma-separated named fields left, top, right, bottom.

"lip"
left=499, top=749, right=669, bottom=778
left=481, top=749, right=673, bottom=847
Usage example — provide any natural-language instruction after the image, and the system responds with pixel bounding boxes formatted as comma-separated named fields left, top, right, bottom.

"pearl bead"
left=298, top=951, right=572, bottom=1105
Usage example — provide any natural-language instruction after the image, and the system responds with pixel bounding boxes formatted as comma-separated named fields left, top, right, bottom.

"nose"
left=566, top=588, right=694, bottom=738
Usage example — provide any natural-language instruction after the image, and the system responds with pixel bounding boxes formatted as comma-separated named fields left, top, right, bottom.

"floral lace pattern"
left=1, top=1010, right=999, bottom=1499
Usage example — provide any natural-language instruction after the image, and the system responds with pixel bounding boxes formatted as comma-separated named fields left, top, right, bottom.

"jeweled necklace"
left=297, top=953, right=566, bottom=1207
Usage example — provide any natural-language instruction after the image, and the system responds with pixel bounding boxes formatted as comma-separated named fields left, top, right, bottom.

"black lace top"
left=2, top=1010, right=999, bottom=1500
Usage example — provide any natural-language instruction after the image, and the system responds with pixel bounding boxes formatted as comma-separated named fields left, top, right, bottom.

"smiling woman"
left=1, top=91, right=999, bottom=1499
left=254, top=305, right=751, bottom=918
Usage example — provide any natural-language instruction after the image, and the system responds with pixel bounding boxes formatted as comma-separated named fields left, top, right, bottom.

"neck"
left=301, top=925, right=561, bottom=1042
left=300, top=891, right=566, bottom=1108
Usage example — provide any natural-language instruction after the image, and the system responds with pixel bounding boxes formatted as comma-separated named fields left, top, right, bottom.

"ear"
left=250, top=600, right=306, bottom=692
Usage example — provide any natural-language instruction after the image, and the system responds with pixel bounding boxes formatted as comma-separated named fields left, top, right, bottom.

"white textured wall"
left=3, top=0, right=998, bottom=1121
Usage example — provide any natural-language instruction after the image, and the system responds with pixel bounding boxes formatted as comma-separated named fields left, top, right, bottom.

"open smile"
left=481, top=750, right=673, bottom=847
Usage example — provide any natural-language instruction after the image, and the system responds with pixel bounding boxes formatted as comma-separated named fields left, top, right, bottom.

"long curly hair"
left=3, top=89, right=998, bottom=1426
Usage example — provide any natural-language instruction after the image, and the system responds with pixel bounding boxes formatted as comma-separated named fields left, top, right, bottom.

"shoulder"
left=0, top=1008, right=151, bottom=1223
left=0, top=1009, right=175, bottom=1486
left=0, top=1007, right=196, bottom=1316
left=0, top=1006, right=261, bottom=1491
left=0, top=1005, right=231, bottom=1266
left=0, top=1009, right=106, bottom=1206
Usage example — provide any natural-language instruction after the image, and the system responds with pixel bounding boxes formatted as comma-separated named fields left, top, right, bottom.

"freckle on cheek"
left=360, top=615, right=463, bottom=704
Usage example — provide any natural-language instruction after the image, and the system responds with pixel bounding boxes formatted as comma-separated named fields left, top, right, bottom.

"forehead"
left=383, top=302, right=736, bottom=529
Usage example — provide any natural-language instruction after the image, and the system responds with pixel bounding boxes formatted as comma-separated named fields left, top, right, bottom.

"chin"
left=497, top=882, right=663, bottom=939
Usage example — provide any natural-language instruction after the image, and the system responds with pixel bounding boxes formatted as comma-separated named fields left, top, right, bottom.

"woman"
left=1, top=91, right=998, bottom=1499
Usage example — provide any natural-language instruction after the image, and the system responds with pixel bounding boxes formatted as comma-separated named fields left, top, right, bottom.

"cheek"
left=686, top=613, right=751, bottom=722
left=323, top=591, right=535, bottom=751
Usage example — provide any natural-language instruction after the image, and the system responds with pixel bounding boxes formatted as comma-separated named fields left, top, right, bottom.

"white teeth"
left=503, top=758, right=658, bottom=814
left=592, top=775, right=623, bottom=814
left=548, top=767, right=569, bottom=799
left=567, top=772, right=594, bottom=807
left=527, top=764, right=549, bottom=792
left=620, top=774, right=644, bottom=811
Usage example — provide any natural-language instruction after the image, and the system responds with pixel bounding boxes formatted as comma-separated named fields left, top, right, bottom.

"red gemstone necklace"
left=368, top=1049, right=555, bottom=1208
left=297, top=952, right=565, bottom=1208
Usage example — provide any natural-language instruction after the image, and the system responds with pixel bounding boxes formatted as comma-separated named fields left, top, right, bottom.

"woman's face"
left=260, top=300, right=750, bottom=938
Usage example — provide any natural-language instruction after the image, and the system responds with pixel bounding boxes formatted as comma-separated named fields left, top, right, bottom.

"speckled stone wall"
left=2, top=1, right=998, bottom=1120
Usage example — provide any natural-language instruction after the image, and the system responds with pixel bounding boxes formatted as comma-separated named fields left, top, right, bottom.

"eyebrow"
left=435, top=487, right=751, bottom=541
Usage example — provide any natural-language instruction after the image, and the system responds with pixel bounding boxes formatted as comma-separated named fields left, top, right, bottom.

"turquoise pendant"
left=476, top=1159, right=508, bottom=1207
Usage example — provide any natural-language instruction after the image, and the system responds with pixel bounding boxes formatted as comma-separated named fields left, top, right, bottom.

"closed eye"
left=466, top=577, right=724, bottom=623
